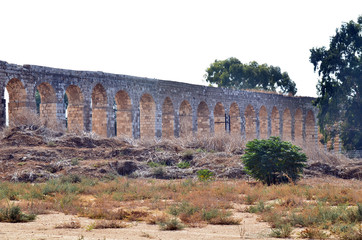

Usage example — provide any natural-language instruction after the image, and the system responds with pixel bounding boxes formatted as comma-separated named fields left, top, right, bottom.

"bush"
left=159, top=218, right=184, bottom=231
left=242, top=137, right=307, bottom=185
left=196, top=169, right=215, bottom=181
left=177, top=161, right=190, bottom=169
left=0, top=205, right=36, bottom=223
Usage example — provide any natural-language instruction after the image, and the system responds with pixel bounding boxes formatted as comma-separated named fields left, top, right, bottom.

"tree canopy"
left=310, top=16, right=362, bottom=150
left=204, top=57, right=297, bottom=95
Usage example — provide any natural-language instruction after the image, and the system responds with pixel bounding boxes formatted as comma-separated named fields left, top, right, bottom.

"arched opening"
left=5, top=78, right=27, bottom=126
left=37, top=82, right=57, bottom=126
left=197, top=101, right=210, bottom=135
left=179, top=100, right=192, bottom=137
left=245, top=105, right=256, bottom=140
left=91, top=84, right=108, bottom=137
left=140, top=93, right=156, bottom=139
left=162, top=97, right=174, bottom=138
left=229, top=102, right=240, bottom=135
left=259, top=106, right=268, bottom=139
left=283, top=108, right=292, bottom=141
left=115, top=90, right=132, bottom=138
left=294, top=108, right=303, bottom=143
left=305, top=110, right=316, bottom=144
left=271, top=106, right=280, bottom=137
left=214, top=102, right=225, bottom=134
left=65, top=85, right=84, bottom=133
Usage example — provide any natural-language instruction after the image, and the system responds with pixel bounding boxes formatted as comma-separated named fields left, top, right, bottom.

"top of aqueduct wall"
left=0, top=60, right=316, bottom=110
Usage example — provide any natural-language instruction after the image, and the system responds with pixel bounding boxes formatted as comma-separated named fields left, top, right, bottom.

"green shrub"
left=0, top=205, right=36, bottom=223
left=242, top=137, right=307, bottom=185
left=196, top=169, right=215, bottom=181
left=159, top=218, right=184, bottom=231
left=177, top=161, right=190, bottom=169
left=270, top=223, right=292, bottom=238
left=152, top=167, right=165, bottom=178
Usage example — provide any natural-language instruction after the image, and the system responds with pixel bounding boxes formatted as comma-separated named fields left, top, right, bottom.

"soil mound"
left=0, top=125, right=361, bottom=182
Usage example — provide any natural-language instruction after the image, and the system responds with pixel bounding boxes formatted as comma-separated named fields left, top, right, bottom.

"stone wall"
left=0, top=60, right=318, bottom=144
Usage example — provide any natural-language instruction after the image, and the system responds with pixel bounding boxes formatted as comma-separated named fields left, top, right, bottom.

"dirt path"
left=0, top=211, right=278, bottom=240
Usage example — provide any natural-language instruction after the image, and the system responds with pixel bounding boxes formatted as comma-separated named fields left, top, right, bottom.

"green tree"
left=204, top=57, right=297, bottom=95
left=242, top=137, right=307, bottom=185
left=310, top=16, right=362, bottom=150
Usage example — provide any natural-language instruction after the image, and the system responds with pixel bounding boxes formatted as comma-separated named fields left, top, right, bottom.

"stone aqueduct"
left=0, top=60, right=318, bottom=143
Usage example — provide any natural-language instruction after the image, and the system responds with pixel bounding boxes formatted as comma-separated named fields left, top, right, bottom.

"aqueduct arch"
left=197, top=101, right=210, bottom=135
left=214, top=102, right=225, bottom=134
left=259, top=106, right=268, bottom=139
left=140, top=93, right=156, bottom=139
left=6, top=78, right=27, bottom=126
left=245, top=105, right=256, bottom=141
left=92, top=84, right=108, bottom=137
left=283, top=108, right=292, bottom=141
left=162, top=97, right=175, bottom=138
left=229, top=102, right=240, bottom=135
left=271, top=106, right=280, bottom=137
left=36, top=82, right=57, bottom=126
left=0, top=60, right=317, bottom=142
left=179, top=100, right=192, bottom=137
left=65, top=85, right=84, bottom=133
left=115, top=90, right=132, bottom=137
left=306, top=110, right=316, bottom=144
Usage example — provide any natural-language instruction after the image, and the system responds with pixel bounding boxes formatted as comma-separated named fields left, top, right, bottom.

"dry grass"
left=130, top=132, right=245, bottom=154
left=92, top=220, right=128, bottom=229
left=55, top=219, right=81, bottom=229
left=0, top=176, right=361, bottom=238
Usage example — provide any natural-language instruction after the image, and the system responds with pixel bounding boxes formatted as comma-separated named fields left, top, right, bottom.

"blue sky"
left=1, top=0, right=361, bottom=97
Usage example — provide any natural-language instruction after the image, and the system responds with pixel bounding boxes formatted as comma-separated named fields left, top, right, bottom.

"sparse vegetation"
left=0, top=176, right=360, bottom=239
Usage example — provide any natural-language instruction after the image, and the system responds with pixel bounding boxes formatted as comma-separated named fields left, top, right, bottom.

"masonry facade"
left=0, top=60, right=318, bottom=144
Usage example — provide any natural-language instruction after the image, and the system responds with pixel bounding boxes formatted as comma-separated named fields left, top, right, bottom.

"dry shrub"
left=92, top=220, right=128, bottom=229
left=10, top=109, right=64, bottom=133
left=300, top=228, right=329, bottom=239
left=84, top=207, right=149, bottom=222
left=279, top=195, right=304, bottom=208
left=183, top=133, right=245, bottom=153
left=297, top=142, right=353, bottom=165
left=146, top=212, right=169, bottom=225
left=132, top=132, right=245, bottom=154
left=24, top=201, right=53, bottom=215
left=207, top=212, right=241, bottom=225
left=55, top=219, right=81, bottom=229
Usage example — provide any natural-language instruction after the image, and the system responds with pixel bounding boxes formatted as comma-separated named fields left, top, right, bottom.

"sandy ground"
left=0, top=210, right=280, bottom=240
